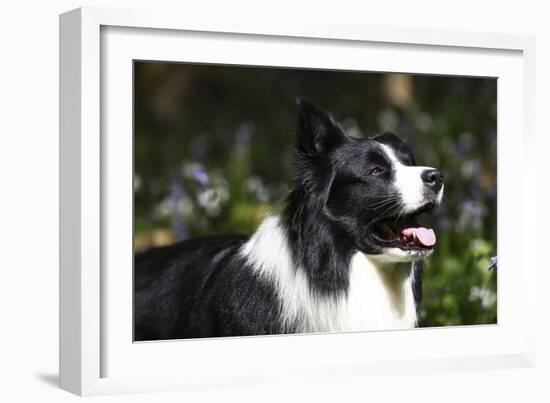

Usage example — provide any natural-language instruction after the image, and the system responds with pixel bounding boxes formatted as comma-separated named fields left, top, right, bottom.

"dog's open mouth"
left=372, top=202, right=437, bottom=251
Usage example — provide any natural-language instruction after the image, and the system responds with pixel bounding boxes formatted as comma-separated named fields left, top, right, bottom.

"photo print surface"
left=133, top=62, right=497, bottom=341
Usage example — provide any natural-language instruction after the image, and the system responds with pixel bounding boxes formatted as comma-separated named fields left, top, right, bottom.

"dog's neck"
left=281, top=186, right=355, bottom=294
left=241, top=213, right=418, bottom=332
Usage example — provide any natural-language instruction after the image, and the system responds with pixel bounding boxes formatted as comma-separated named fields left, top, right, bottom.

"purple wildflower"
left=191, top=165, right=209, bottom=185
left=169, top=176, right=189, bottom=241
left=488, top=256, right=497, bottom=271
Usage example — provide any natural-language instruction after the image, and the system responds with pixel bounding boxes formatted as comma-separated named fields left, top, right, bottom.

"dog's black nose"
left=421, top=169, right=443, bottom=193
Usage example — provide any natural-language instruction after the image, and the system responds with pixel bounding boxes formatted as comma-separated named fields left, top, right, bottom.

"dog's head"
left=294, top=98, right=444, bottom=262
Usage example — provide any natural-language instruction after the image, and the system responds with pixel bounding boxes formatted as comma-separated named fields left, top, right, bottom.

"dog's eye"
left=369, top=167, right=384, bottom=176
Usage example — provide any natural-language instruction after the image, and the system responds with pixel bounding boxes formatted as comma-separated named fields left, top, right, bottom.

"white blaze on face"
left=379, top=143, right=437, bottom=213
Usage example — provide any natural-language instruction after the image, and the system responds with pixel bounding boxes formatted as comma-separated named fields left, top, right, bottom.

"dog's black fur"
left=135, top=235, right=284, bottom=339
left=134, top=99, right=442, bottom=341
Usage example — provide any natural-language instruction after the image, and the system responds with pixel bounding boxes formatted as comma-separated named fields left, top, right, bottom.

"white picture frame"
left=59, top=6, right=537, bottom=396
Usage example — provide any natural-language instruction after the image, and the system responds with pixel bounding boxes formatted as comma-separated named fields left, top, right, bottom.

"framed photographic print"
left=60, top=6, right=537, bottom=396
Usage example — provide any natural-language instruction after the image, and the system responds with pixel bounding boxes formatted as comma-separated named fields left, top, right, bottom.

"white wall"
left=1, top=0, right=548, bottom=401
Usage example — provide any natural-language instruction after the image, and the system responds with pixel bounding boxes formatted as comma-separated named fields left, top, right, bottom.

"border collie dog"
left=135, top=99, right=444, bottom=341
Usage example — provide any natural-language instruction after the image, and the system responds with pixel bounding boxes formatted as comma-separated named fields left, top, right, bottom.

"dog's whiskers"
left=378, top=201, right=403, bottom=217
left=365, top=196, right=401, bottom=211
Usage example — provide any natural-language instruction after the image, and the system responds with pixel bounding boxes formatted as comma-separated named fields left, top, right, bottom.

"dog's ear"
left=296, top=98, right=347, bottom=158
left=372, top=132, right=416, bottom=165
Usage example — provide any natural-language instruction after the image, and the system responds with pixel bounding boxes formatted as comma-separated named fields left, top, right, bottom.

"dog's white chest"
left=297, top=252, right=418, bottom=333
left=242, top=215, right=418, bottom=333
left=340, top=252, right=418, bottom=331
left=288, top=253, right=419, bottom=334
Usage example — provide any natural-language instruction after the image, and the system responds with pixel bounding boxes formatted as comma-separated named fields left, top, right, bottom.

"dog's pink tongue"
left=401, top=227, right=436, bottom=247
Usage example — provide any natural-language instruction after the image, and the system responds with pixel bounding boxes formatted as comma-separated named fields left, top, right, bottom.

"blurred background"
left=134, top=61, right=497, bottom=328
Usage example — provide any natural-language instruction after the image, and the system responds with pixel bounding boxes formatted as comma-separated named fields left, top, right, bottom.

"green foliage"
left=422, top=236, right=496, bottom=327
left=134, top=62, right=497, bottom=327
